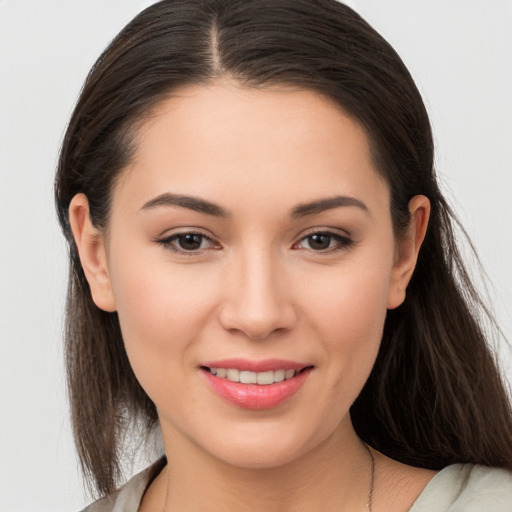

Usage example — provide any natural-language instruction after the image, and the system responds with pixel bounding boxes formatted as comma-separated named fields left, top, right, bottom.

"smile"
left=207, top=367, right=297, bottom=385
left=201, top=361, right=313, bottom=410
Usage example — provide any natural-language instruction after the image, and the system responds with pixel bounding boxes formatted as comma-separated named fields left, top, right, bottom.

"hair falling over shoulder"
left=55, top=0, right=512, bottom=498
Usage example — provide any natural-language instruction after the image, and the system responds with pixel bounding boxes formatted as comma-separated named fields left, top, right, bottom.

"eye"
left=156, top=232, right=219, bottom=254
left=295, top=231, right=353, bottom=252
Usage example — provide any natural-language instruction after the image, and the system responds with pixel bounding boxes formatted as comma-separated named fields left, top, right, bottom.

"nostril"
left=218, top=284, right=298, bottom=340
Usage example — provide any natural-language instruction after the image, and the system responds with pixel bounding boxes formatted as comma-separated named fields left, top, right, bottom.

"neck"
left=157, top=420, right=373, bottom=512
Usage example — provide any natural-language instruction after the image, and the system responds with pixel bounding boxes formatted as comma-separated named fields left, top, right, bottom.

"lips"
left=200, top=359, right=313, bottom=410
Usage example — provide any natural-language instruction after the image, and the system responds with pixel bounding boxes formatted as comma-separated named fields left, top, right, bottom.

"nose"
left=219, top=250, right=297, bottom=340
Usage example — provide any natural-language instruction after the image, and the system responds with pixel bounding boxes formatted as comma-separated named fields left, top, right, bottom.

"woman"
left=55, top=0, right=512, bottom=510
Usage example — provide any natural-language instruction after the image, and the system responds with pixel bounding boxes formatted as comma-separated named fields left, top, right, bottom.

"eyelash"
left=155, top=232, right=219, bottom=255
left=155, top=230, right=354, bottom=255
left=294, top=231, right=354, bottom=253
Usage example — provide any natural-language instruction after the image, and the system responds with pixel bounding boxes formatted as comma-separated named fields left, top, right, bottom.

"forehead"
left=116, top=81, right=389, bottom=213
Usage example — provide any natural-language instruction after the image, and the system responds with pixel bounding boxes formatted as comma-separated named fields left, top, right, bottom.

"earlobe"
left=68, top=193, right=117, bottom=312
left=387, top=195, right=430, bottom=310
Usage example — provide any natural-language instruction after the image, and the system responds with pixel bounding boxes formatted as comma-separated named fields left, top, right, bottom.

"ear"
left=387, top=195, right=430, bottom=309
left=68, top=193, right=117, bottom=312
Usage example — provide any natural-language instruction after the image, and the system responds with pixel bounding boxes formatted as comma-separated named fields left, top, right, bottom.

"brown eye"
left=177, top=233, right=204, bottom=251
left=296, top=231, right=353, bottom=252
left=307, top=234, right=332, bottom=250
left=156, top=231, right=219, bottom=254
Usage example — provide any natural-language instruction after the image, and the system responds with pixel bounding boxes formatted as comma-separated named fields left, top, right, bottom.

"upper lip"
left=201, top=358, right=312, bottom=373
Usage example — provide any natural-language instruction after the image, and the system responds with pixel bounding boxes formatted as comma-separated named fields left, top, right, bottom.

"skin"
left=70, top=82, right=434, bottom=511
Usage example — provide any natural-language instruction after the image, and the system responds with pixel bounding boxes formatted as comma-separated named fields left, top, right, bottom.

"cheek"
left=299, top=253, right=393, bottom=391
left=107, top=245, right=218, bottom=398
left=304, top=256, right=392, bottom=339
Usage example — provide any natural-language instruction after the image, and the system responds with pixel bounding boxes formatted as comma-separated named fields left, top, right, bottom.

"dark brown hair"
left=55, top=0, right=512, bottom=497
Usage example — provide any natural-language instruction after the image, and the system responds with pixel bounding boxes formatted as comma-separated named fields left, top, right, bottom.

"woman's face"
left=75, top=82, right=425, bottom=468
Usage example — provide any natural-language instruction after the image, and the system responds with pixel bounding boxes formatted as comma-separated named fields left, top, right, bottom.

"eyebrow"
left=140, top=192, right=369, bottom=218
left=141, top=193, right=229, bottom=217
left=290, top=196, right=369, bottom=218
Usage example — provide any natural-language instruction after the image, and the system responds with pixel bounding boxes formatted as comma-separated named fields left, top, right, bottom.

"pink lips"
left=201, top=359, right=312, bottom=410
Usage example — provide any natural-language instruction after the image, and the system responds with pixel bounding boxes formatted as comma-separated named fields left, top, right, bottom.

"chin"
left=194, top=416, right=340, bottom=471
left=212, top=442, right=310, bottom=470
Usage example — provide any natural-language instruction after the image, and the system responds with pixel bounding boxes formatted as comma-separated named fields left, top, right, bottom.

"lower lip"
left=202, top=368, right=312, bottom=410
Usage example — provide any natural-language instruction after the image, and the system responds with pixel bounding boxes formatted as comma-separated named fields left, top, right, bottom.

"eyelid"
left=154, top=228, right=221, bottom=255
left=153, top=226, right=354, bottom=255
left=293, top=228, right=354, bottom=253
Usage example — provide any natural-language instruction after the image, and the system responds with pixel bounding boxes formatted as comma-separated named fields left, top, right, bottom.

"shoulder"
left=79, top=458, right=165, bottom=512
left=409, top=463, right=512, bottom=512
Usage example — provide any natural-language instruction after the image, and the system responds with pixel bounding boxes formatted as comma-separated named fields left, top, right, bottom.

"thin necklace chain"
left=364, top=443, right=376, bottom=512
left=162, top=444, right=376, bottom=512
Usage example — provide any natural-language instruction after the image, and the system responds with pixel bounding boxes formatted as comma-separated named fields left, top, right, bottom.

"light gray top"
left=82, top=462, right=512, bottom=512
left=408, top=463, right=512, bottom=511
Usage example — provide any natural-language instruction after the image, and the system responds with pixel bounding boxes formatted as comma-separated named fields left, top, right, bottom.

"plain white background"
left=0, top=1, right=511, bottom=510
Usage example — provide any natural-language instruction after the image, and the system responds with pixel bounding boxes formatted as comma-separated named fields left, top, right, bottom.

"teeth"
left=208, top=367, right=298, bottom=385
left=240, top=371, right=257, bottom=384
left=256, top=371, right=274, bottom=385
left=274, top=369, right=285, bottom=383
left=285, top=369, right=295, bottom=380
left=226, top=368, right=240, bottom=381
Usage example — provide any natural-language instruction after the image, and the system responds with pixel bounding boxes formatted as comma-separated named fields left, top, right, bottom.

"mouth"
left=200, top=361, right=314, bottom=410
left=202, top=366, right=309, bottom=385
